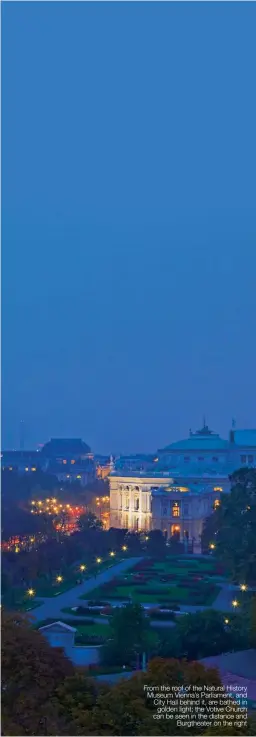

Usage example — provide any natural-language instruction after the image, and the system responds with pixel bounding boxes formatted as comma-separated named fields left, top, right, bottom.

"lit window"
left=63, top=460, right=67, bottom=465
left=77, top=474, right=81, bottom=479
left=172, top=503, right=180, bottom=518
left=71, top=460, right=75, bottom=465
left=214, top=487, right=223, bottom=492
left=9, top=467, right=13, bottom=471
left=214, top=499, right=220, bottom=509
left=31, top=467, right=36, bottom=471
left=241, top=455, right=246, bottom=464
left=66, top=474, right=70, bottom=478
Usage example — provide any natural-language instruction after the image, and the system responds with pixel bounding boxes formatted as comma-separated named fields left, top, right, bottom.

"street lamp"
left=27, top=588, right=35, bottom=597
left=96, top=557, right=102, bottom=564
left=109, top=551, right=115, bottom=557
left=122, top=545, right=127, bottom=551
left=240, top=584, right=247, bottom=592
left=209, top=543, right=215, bottom=550
left=56, top=575, right=63, bottom=583
left=232, top=599, right=239, bottom=608
left=224, top=618, right=229, bottom=624
left=80, top=564, right=86, bottom=572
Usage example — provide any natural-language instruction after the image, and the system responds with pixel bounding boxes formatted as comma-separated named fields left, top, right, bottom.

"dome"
left=159, top=424, right=230, bottom=452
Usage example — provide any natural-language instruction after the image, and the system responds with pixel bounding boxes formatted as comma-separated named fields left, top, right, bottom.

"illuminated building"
left=110, top=423, right=256, bottom=548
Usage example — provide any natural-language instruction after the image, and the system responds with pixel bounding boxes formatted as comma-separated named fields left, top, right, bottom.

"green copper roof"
left=159, top=424, right=230, bottom=451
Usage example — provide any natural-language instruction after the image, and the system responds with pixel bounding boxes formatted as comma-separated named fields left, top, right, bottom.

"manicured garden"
left=80, top=556, right=224, bottom=607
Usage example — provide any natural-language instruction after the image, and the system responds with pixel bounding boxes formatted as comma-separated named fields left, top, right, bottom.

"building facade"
left=110, top=424, right=256, bottom=546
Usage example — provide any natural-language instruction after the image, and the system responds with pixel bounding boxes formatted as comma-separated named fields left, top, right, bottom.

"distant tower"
left=232, top=418, right=236, bottom=429
left=19, top=420, right=25, bottom=450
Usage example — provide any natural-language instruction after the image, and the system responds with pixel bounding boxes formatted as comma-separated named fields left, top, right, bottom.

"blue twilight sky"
left=2, top=1, right=256, bottom=454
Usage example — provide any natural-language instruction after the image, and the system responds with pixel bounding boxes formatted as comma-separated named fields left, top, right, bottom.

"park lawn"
left=75, top=622, right=111, bottom=638
left=8, top=555, right=126, bottom=602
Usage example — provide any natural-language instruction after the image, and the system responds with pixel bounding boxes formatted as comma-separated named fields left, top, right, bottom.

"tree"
left=101, top=603, right=155, bottom=667
left=146, top=530, right=167, bottom=558
left=1, top=610, right=74, bottom=735
left=79, top=512, right=103, bottom=531
left=202, top=468, right=256, bottom=584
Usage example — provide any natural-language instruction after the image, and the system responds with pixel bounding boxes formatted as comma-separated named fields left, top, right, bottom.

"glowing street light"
left=109, top=551, right=115, bottom=557
left=15, top=546, right=20, bottom=553
left=27, top=588, right=35, bottom=597
left=56, top=575, right=63, bottom=583
left=240, top=584, right=247, bottom=592
left=122, top=545, right=127, bottom=551
left=80, top=564, right=86, bottom=572
left=232, top=599, right=239, bottom=608
left=96, top=557, right=102, bottom=564
left=145, top=536, right=149, bottom=541
left=209, top=543, right=216, bottom=550
left=224, top=618, right=229, bottom=624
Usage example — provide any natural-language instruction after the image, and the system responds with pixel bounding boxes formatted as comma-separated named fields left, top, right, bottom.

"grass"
left=75, top=622, right=110, bottom=638
left=2, top=555, right=126, bottom=609
left=80, top=556, right=222, bottom=607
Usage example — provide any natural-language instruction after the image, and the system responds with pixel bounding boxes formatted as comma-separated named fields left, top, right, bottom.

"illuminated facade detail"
left=172, top=502, right=180, bottom=517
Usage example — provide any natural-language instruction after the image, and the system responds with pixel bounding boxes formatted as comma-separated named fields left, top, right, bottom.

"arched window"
left=172, top=502, right=180, bottom=518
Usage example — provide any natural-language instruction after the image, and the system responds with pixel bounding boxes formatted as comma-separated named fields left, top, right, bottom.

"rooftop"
left=159, top=424, right=230, bottom=452
left=41, top=438, right=91, bottom=456
left=232, top=429, right=256, bottom=448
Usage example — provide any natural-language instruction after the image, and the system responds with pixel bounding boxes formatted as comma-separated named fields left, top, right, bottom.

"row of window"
left=241, top=455, right=254, bottom=464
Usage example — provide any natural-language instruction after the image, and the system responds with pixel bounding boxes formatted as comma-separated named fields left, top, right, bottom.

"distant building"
left=110, top=423, right=256, bottom=548
left=39, top=620, right=100, bottom=666
left=1, top=437, right=95, bottom=486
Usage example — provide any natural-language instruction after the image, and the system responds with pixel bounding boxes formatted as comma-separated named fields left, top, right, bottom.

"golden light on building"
left=31, top=501, right=36, bottom=505
left=38, top=501, right=42, bottom=506
left=27, top=588, right=35, bottom=597
left=214, top=487, right=223, bottom=492
left=80, top=564, right=86, bottom=572
left=30, top=537, right=35, bottom=543
left=232, top=599, right=239, bottom=608
left=46, top=498, right=50, bottom=503
left=240, top=584, right=247, bottom=592
left=96, top=557, right=102, bottom=563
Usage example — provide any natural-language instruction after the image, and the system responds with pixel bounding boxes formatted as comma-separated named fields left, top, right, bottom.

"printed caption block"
left=144, top=683, right=248, bottom=730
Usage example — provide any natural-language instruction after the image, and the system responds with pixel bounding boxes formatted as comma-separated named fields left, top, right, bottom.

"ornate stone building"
left=109, top=423, right=256, bottom=546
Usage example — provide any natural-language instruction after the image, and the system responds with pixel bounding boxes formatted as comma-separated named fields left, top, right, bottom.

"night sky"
left=2, top=2, right=256, bottom=454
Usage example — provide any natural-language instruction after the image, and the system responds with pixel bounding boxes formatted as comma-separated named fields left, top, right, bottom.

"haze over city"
left=2, top=2, right=256, bottom=453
